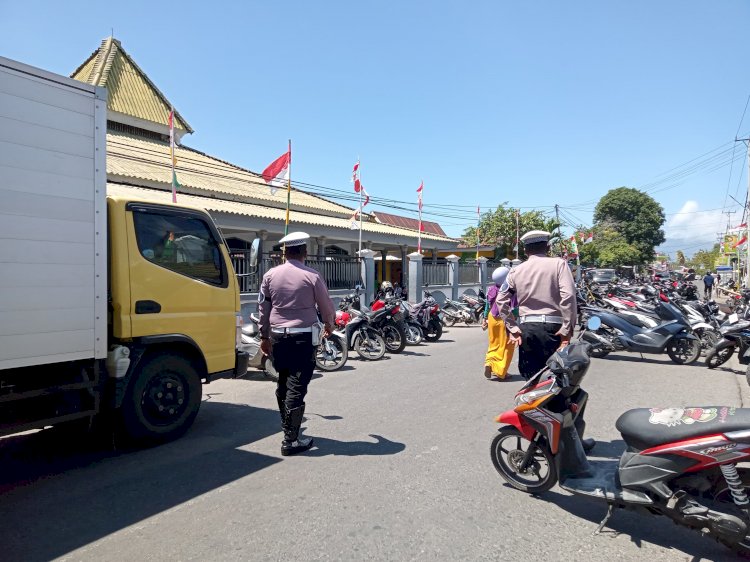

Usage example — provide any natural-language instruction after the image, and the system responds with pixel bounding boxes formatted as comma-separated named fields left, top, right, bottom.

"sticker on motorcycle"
left=648, top=407, right=718, bottom=427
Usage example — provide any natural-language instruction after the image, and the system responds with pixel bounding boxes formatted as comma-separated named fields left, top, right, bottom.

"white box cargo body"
left=0, top=56, right=107, bottom=370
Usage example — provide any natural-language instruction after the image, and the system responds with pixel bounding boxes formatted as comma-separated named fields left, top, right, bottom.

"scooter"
left=334, top=308, right=387, bottom=361
left=580, top=295, right=701, bottom=364
left=241, top=314, right=348, bottom=374
left=491, top=326, right=750, bottom=555
left=239, top=314, right=278, bottom=380
left=705, top=316, right=750, bottom=373
left=403, top=290, right=443, bottom=342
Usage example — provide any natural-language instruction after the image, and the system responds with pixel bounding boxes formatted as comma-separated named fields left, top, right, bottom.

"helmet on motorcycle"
left=491, top=267, right=510, bottom=289
left=380, top=281, right=393, bottom=293
left=546, top=342, right=591, bottom=387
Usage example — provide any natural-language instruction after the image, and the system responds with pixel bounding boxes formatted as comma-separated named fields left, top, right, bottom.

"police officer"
left=495, top=230, right=577, bottom=379
left=259, top=232, right=336, bottom=456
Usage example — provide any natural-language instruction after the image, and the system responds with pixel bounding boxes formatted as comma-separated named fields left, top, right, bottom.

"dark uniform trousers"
left=271, top=333, right=315, bottom=442
left=519, top=322, right=562, bottom=379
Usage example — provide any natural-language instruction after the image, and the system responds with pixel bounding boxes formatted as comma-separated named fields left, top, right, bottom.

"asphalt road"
left=2, top=326, right=749, bottom=561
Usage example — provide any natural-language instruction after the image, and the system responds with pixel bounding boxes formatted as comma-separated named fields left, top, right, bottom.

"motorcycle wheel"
left=666, top=338, right=701, bottom=365
left=712, top=469, right=750, bottom=554
left=705, top=346, right=734, bottom=369
left=490, top=427, right=558, bottom=494
left=442, top=315, right=457, bottom=327
left=425, top=318, right=443, bottom=342
left=353, top=331, right=386, bottom=361
left=315, top=336, right=348, bottom=372
left=695, top=328, right=721, bottom=357
left=382, top=323, right=407, bottom=354
left=405, top=324, right=423, bottom=345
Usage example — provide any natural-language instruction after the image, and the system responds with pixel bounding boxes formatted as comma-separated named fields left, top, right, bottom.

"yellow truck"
left=0, top=56, right=247, bottom=443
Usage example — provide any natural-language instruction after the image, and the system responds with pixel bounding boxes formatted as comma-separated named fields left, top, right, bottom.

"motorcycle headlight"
left=513, top=382, right=560, bottom=407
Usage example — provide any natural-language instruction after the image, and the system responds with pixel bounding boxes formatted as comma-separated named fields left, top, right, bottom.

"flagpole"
left=358, top=158, right=363, bottom=258
left=285, top=139, right=292, bottom=237
left=417, top=180, right=423, bottom=254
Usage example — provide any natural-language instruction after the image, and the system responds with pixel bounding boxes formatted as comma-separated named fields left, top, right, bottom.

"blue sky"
left=2, top=1, right=749, bottom=256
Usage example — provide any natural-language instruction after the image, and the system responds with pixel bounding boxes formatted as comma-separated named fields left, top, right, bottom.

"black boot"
left=281, top=404, right=313, bottom=456
left=276, top=390, right=287, bottom=426
left=582, top=438, right=596, bottom=454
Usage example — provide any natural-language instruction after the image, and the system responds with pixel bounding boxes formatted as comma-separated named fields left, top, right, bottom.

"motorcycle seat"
left=616, top=407, right=750, bottom=451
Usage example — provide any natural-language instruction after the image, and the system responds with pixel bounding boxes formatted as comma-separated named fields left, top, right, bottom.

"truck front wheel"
left=119, top=353, right=202, bottom=445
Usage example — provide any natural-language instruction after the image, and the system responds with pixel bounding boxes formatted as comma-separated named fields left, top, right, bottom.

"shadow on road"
left=303, top=433, right=406, bottom=457
left=602, top=354, right=684, bottom=365
left=532, top=491, right=729, bottom=560
left=0, top=401, right=282, bottom=562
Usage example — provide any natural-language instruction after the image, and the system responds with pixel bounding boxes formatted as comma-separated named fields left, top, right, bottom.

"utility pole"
left=739, top=137, right=750, bottom=288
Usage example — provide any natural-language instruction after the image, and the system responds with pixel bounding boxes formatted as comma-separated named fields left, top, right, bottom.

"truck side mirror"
left=249, top=238, right=260, bottom=269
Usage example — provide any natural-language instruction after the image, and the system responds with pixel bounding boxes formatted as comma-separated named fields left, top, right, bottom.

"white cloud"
left=660, top=200, right=725, bottom=255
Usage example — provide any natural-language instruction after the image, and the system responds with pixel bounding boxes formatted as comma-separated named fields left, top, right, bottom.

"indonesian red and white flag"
left=584, top=232, right=594, bottom=244
left=352, top=161, right=361, bottom=192
left=262, top=151, right=291, bottom=195
left=735, top=235, right=748, bottom=249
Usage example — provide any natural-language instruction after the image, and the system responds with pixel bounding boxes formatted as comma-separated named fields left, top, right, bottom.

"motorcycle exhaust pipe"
left=581, top=330, right=615, bottom=349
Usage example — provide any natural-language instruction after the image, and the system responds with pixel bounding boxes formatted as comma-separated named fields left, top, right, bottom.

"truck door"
left=126, top=203, right=236, bottom=373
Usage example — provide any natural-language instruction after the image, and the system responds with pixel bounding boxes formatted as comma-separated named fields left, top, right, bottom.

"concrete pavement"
left=1, top=326, right=748, bottom=561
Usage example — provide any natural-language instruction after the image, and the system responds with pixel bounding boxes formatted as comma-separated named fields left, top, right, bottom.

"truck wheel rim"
left=141, top=373, right=188, bottom=426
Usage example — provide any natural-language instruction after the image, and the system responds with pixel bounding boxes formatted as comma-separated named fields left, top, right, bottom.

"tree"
left=593, top=187, right=665, bottom=264
left=675, top=250, right=686, bottom=266
left=463, top=205, right=559, bottom=259
left=578, top=223, right=640, bottom=267
left=689, top=245, right=721, bottom=272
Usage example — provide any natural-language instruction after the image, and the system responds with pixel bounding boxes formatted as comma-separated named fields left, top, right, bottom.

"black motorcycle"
left=404, top=290, right=443, bottom=342
left=705, top=318, right=750, bottom=373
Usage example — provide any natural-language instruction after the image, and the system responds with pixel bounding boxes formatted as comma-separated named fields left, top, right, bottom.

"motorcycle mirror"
left=586, top=316, right=602, bottom=331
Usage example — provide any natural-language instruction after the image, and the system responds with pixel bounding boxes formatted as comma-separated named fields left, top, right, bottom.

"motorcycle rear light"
left=431, top=305, right=439, bottom=313
left=659, top=293, right=669, bottom=302
left=392, top=305, right=400, bottom=314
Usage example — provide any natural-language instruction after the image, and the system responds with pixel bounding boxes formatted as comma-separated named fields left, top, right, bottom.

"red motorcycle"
left=491, top=319, right=750, bottom=554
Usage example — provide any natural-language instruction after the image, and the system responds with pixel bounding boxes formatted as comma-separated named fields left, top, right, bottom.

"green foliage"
left=688, top=244, right=721, bottom=271
left=593, top=187, right=666, bottom=264
left=463, top=204, right=559, bottom=259
left=675, top=250, right=686, bottom=266
left=578, top=224, right=640, bottom=267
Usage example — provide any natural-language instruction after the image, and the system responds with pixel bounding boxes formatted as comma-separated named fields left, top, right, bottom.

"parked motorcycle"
left=491, top=330, right=750, bottom=555
left=705, top=316, right=750, bottom=371
left=334, top=309, right=386, bottom=361
left=366, top=297, right=408, bottom=353
left=241, top=314, right=349, bottom=375
left=580, top=295, right=701, bottom=364
left=404, top=290, right=443, bottom=342
left=238, top=314, right=278, bottom=380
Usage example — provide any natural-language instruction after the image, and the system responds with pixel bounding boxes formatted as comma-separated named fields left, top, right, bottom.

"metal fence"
left=230, top=251, right=361, bottom=293
left=423, top=262, right=449, bottom=285
left=458, top=263, right=479, bottom=284
left=305, top=256, right=361, bottom=290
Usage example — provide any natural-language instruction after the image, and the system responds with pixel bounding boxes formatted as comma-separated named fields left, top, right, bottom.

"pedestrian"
left=702, top=271, right=714, bottom=299
left=259, top=231, right=336, bottom=456
left=482, top=266, right=516, bottom=380
left=495, top=230, right=577, bottom=379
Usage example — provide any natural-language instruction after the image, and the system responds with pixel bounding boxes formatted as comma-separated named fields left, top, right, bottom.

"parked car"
left=587, top=268, right=617, bottom=284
